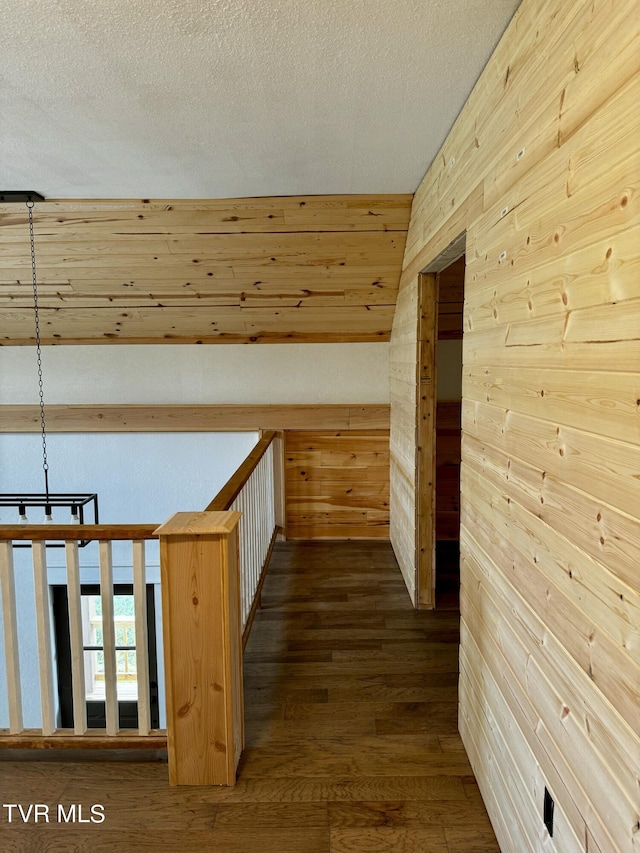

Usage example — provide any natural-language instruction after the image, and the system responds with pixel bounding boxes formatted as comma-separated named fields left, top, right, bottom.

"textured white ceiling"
left=0, top=0, right=521, bottom=198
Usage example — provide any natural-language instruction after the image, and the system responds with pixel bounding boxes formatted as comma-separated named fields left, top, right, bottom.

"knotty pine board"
left=0, top=195, right=411, bottom=344
left=463, top=432, right=640, bottom=594
left=0, top=404, right=390, bottom=433
left=459, top=631, right=587, bottom=851
left=463, top=364, right=640, bottom=446
left=285, top=431, right=390, bottom=540
left=460, top=542, right=637, bottom=852
left=461, top=469, right=640, bottom=733
left=462, top=446, right=640, bottom=655
left=389, top=276, right=419, bottom=602
left=459, top=617, right=596, bottom=845
left=388, top=0, right=640, bottom=847
left=462, top=398, right=640, bottom=519
left=2, top=304, right=395, bottom=345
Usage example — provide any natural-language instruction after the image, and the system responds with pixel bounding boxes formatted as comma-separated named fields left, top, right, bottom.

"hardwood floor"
left=0, top=540, right=498, bottom=852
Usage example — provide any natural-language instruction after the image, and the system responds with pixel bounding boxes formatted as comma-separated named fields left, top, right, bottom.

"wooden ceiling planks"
left=0, top=195, right=411, bottom=344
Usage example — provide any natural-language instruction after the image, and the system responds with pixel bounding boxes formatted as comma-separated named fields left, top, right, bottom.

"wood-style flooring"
left=0, top=540, right=498, bottom=852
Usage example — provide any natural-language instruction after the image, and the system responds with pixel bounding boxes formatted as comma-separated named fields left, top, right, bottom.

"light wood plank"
left=31, top=542, right=56, bottom=736
left=459, top=621, right=598, bottom=849
left=99, top=541, right=118, bottom=736
left=285, top=431, right=390, bottom=540
left=465, top=226, right=640, bottom=331
left=65, top=541, right=87, bottom=735
left=0, top=404, right=389, bottom=433
left=0, top=303, right=396, bottom=345
left=0, top=541, right=23, bottom=733
left=461, top=464, right=640, bottom=731
left=464, top=365, right=640, bottom=445
left=416, top=274, right=437, bottom=608
left=463, top=432, right=640, bottom=593
left=0, top=194, right=411, bottom=344
left=157, top=512, right=243, bottom=785
left=1, top=524, right=157, bottom=541
left=462, top=398, right=640, bottom=519
left=461, top=543, right=637, bottom=852
left=0, top=729, right=166, bottom=749
left=132, top=540, right=151, bottom=736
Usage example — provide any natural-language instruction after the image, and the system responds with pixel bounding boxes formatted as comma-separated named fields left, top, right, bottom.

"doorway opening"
left=416, top=244, right=464, bottom=609
left=433, top=257, right=463, bottom=607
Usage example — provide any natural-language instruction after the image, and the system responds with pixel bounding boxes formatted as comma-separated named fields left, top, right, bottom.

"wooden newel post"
left=155, top=511, right=244, bottom=786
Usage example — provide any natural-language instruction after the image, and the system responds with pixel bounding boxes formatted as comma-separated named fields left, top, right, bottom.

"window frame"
left=51, top=583, right=160, bottom=730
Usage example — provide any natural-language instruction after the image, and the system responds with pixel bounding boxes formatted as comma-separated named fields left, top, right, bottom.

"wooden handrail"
left=206, top=430, right=277, bottom=511
left=0, top=524, right=158, bottom=541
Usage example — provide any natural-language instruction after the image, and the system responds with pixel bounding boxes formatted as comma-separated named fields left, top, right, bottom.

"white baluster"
left=65, top=541, right=87, bottom=734
left=237, top=490, right=247, bottom=627
left=99, top=541, right=118, bottom=735
left=132, top=540, right=151, bottom=735
left=32, top=542, right=56, bottom=735
left=0, top=541, right=23, bottom=733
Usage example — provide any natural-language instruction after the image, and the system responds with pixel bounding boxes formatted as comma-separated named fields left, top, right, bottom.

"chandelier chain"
left=27, top=200, right=50, bottom=498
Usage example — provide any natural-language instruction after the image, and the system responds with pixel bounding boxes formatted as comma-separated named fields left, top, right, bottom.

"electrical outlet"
left=544, top=787, right=555, bottom=837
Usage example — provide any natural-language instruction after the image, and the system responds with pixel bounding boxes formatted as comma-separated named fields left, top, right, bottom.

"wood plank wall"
left=389, top=0, right=640, bottom=849
left=389, top=277, right=419, bottom=598
left=0, top=195, right=410, bottom=344
left=285, top=431, right=390, bottom=539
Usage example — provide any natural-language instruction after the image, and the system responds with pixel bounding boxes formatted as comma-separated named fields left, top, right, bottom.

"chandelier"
left=0, top=191, right=98, bottom=544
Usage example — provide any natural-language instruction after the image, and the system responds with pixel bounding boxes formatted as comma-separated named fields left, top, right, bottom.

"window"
left=52, top=584, right=160, bottom=730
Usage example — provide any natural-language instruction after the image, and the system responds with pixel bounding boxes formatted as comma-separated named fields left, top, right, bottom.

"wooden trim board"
left=416, top=273, right=438, bottom=608
left=0, top=404, right=390, bottom=433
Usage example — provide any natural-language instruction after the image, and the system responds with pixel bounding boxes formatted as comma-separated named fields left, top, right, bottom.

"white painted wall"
left=0, top=343, right=389, bottom=404
left=0, top=432, right=259, bottom=528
